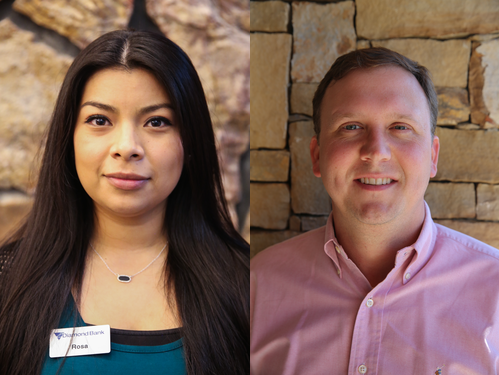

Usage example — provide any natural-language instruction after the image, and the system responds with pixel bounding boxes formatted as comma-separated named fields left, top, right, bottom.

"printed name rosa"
left=71, top=344, right=88, bottom=349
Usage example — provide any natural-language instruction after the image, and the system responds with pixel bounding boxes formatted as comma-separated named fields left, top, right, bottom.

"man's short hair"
left=312, top=47, right=438, bottom=137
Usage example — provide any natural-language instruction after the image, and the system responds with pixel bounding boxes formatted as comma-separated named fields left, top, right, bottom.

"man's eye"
left=344, top=124, right=361, bottom=130
left=147, top=117, right=172, bottom=127
left=86, top=116, right=109, bottom=126
left=393, top=125, right=408, bottom=130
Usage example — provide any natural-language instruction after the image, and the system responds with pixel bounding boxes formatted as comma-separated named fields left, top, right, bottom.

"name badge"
left=49, top=325, right=111, bottom=358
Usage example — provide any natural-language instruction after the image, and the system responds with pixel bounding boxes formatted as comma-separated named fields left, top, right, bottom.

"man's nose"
left=109, top=124, right=144, bottom=161
left=359, top=128, right=391, bottom=162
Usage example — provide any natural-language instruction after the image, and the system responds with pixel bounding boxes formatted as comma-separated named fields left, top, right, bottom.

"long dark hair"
left=0, top=30, right=249, bottom=375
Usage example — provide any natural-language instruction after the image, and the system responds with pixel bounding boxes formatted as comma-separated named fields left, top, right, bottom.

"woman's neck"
left=92, top=205, right=167, bottom=253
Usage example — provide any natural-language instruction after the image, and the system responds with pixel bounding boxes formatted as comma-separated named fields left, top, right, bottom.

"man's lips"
left=354, top=177, right=397, bottom=191
left=359, top=177, right=394, bottom=186
left=104, top=173, right=150, bottom=190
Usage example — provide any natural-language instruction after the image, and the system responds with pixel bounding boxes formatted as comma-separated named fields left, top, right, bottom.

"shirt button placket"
left=358, top=299, right=372, bottom=374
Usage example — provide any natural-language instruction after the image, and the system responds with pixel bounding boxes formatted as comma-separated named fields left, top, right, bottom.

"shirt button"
left=335, top=245, right=341, bottom=253
left=358, top=364, right=367, bottom=374
left=366, top=298, right=374, bottom=308
left=405, top=272, right=411, bottom=280
left=336, top=268, right=341, bottom=275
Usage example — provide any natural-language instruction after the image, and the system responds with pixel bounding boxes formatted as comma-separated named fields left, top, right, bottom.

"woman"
left=0, top=30, right=249, bottom=375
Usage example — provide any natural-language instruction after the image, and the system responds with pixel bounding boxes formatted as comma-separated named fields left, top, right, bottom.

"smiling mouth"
left=359, top=177, right=393, bottom=185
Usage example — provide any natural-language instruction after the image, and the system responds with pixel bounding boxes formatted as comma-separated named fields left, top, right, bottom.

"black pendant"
left=117, top=275, right=132, bottom=283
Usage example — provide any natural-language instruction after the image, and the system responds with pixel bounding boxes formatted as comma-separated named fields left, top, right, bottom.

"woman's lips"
left=104, top=173, right=149, bottom=190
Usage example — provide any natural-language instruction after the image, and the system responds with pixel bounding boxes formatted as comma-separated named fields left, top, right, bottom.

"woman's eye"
left=147, top=117, right=172, bottom=128
left=86, top=116, right=109, bottom=126
left=344, top=124, right=361, bottom=130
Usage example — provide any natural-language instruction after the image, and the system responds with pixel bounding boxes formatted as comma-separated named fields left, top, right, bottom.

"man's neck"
left=333, top=204, right=425, bottom=288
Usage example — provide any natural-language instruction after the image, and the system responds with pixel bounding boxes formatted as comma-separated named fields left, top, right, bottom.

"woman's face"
left=74, top=68, right=184, bottom=220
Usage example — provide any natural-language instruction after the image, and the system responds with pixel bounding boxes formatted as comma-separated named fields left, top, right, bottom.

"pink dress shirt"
left=251, top=203, right=499, bottom=375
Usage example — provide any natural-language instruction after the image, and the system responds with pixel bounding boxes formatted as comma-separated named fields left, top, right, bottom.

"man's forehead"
left=324, top=66, right=428, bottom=109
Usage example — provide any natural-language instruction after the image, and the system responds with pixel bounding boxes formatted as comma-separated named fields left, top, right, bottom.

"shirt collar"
left=323, top=201, right=437, bottom=284
left=400, top=201, right=437, bottom=284
left=323, top=212, right=345, bottom=278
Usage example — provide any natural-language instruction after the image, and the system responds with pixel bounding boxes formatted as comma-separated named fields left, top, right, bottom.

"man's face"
left=310, top=66, right=439, bottom=226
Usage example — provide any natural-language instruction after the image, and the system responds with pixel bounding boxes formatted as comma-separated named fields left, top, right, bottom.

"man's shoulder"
left=434, top=222, right=499, bottom=261
left=251, top=226, right=327, bottom=273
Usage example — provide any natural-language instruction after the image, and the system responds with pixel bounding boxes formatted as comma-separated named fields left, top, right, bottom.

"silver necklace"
left=90, top=243, right=167, bottom=283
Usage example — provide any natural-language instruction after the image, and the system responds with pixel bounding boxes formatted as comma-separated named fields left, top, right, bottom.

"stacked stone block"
left=250, top=0, right=499, bottom=257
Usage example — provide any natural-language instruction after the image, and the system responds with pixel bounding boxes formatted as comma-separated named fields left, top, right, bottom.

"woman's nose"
left=109, top=124, right=144, bottom=160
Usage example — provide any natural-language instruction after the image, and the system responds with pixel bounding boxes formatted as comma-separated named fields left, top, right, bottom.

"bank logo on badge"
left=54, top=332, right=64, bottom=340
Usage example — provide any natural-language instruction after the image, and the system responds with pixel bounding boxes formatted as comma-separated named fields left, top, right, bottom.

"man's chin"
left=351, top=203, right=401, bottom=225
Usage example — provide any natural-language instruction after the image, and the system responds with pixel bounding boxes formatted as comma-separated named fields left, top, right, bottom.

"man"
left=250, top=48, right=499, bottom=374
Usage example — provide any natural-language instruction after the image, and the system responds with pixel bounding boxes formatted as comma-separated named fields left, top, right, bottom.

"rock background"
left=0, top=0, right=249, bottom=243
left=250, top=0, right=499, bottom=257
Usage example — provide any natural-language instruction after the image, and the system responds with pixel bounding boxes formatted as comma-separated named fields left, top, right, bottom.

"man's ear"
left=430, top=135, right=440, bottom=178
left=310, top=135, right=321, bottom=177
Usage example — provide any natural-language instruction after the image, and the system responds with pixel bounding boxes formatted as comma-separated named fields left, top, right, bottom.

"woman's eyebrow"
left=138, top=103, right=174, bottom=116
left=79, top=102, right=174, bottom=116
left=80, top=101, right=117, bottom=112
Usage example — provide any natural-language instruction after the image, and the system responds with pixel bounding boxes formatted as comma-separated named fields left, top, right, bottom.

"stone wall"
left=0, top=0, right=249, bottom=242
left=250, top=0, right=499, bottom=257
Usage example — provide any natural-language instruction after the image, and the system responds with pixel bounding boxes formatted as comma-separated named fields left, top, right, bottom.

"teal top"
left=41, top=297, right=186, bottom=375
